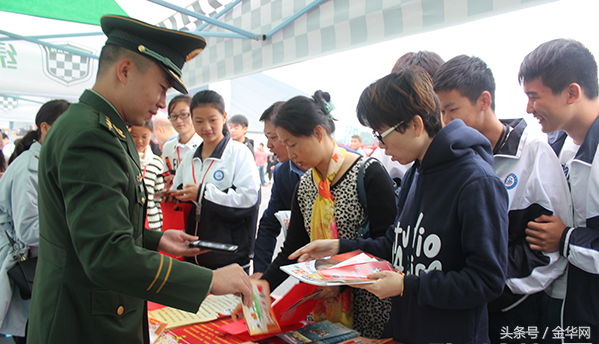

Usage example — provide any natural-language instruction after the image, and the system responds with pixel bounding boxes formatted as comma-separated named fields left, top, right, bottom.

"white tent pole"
left=196, top=0, right=243, bottom=32
left=0, top=94, right=45, bottom=105
left=147, top=0, right=264, bottom=40
left=0, top=32, right=103, bottom=42
left=0, top=29, right=99, bottom=59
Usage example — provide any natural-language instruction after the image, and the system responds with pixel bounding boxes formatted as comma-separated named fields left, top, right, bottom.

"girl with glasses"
left=162, top=95, right=203, bottom=182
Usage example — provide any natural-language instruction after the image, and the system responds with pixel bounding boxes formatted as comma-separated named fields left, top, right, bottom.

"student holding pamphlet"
left=290, top=67, right=508, bottom=344
left=260, top=90, right=398, bottom=338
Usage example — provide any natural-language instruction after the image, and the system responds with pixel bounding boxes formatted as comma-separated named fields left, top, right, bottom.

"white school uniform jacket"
left=162, top=133, right=202, bottom=172
left=552, top=115, right=599, bottom=338
left=0, top=142, right=41, bottom=336
left=171, top=133, right=260, bottom=269
left=490, top=118, right=572, bottom=311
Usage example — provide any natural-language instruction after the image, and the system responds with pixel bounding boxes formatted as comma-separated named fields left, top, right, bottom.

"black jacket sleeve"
left=262, top=183, right=310, bottom=290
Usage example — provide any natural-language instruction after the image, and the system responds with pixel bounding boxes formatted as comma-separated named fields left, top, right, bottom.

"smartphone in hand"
left=188, top=240, right=238, bottom=253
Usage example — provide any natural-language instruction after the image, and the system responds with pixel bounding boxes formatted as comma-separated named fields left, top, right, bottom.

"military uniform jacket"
left=28, top=90, right=213, bottom=344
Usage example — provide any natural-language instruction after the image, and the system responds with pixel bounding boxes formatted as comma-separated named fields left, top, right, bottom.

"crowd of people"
left=0, top=13, right=598, bottom=344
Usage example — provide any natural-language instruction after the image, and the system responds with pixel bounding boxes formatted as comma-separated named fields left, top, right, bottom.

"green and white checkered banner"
left=158, top=0, right=556, bottom=90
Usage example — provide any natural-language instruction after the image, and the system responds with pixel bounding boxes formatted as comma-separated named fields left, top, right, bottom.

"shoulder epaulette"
left=100, top=115, right=126, bottom=138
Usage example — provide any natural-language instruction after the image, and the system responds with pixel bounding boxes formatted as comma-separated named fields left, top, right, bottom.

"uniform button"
left=117, top=306, right=124, bottom=315
left=141, top=197, right=146, bottom=204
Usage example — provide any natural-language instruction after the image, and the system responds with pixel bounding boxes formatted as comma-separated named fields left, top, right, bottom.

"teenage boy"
left=520, top=39, right=599, bottom=342
left=434, top=55, right=573, bottom=344
left=228, top=114, right=254, bottom=154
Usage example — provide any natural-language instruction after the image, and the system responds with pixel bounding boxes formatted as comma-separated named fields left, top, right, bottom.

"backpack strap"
left=357, top=157, right=376, bottom=211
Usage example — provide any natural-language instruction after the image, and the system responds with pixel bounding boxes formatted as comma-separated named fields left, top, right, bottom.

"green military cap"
left=100, top=15, right=206, bottom=94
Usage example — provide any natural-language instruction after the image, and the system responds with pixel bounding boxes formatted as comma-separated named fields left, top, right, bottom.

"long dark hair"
left=273, top=90, right=335, bottom=137
left=8, top=99, right=70, bottom=165
left=189, top=90, right=229, bottom=135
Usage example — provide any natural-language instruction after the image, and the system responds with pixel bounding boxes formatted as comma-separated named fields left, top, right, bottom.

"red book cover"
left=317, top=260, right=395, bottom=282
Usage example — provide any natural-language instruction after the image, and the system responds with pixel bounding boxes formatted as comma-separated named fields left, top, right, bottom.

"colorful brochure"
left=280, top=250, right=394, bottom=286
left=242, top=280, right=281, bottom=335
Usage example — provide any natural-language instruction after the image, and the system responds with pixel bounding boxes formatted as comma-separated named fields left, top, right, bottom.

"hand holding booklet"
left=280, top=250, right=395, bottom=286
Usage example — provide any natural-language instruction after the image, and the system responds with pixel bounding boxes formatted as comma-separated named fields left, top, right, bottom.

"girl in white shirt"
left=171, top=90, right=260, bottom=271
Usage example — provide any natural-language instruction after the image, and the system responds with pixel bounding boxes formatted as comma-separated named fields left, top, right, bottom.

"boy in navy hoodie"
left=291, top=67, right=509, bottom=344
left=433, top=55, right=573, bottom=344
left=520, top=39, right=599, bottom=342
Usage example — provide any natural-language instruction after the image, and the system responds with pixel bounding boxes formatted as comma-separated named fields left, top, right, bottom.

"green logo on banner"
left=0, top=43, right=17, bottom=69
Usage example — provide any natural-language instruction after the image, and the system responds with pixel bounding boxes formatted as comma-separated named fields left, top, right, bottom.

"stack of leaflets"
left=280, top=250, right=395, bottom=286
left=277, top=320, right=359, bottom=344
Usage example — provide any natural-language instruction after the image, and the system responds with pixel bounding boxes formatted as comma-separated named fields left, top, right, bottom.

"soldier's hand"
left=250, top=272, right=263, bottom=280
left=211, top=264, right=254, bottom=307
left=158, top=230, right=207, bottom=256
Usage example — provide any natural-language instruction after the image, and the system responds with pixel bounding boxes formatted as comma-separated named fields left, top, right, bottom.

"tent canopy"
left=0, top=0, right=556, bottom=125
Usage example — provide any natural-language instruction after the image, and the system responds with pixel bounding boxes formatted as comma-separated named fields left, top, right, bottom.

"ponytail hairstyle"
left=9, top=99, right=70, bottom=165
left=273, top=90, right=336, bottom=137
left=189, top=90, right=229, bottom=135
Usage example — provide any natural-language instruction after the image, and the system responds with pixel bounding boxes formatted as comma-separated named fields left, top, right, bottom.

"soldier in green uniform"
left=27, top=15, right=253, bottom=344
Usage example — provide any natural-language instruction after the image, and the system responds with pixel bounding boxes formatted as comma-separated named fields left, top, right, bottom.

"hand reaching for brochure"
left=172, top=184, right=200, bottom=202
left=525, top=214, right=567, bottom=252
left=158, top=230, right=207, bottom=257
left=288, top=239, right=340, bottom=262
left=353, top=271, right=404, bottom=299
left=211, top=264, right=254, bottom=307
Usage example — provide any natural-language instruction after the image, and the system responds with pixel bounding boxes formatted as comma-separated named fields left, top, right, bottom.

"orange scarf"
left=309, top=144, right=352, bottom=328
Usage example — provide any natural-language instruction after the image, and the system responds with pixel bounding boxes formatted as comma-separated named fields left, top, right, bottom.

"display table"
left=149, top=302, right=401, bottom=344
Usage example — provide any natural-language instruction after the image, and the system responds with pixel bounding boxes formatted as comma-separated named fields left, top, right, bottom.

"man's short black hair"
left=229, top=114, right=249, bottom=127
left=259, top=101, right=284, bottom=122
left=2, top=132, right=7, bottom=140
left=97, top=44, right=151, bottom=77
left=518, top=39, right=598, bottom=99
left=433, top=55, right=496, bottom=111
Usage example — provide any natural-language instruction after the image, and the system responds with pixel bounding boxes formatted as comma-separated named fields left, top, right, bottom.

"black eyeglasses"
left=372, top=121, right=404, bottom=145
left=168, top=112, right=191, bottom=121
